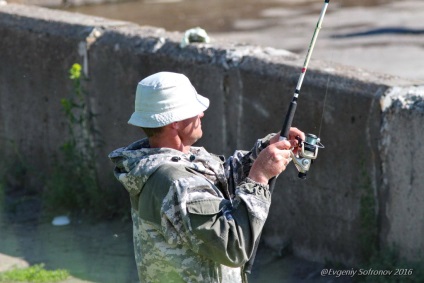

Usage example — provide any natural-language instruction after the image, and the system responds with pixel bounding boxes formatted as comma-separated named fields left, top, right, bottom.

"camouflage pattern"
left=109, top=135, right=274, bottom=283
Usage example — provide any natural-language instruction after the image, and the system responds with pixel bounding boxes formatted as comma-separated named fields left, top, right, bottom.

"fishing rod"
left=244, top=0, right=329, bottom=276
left=278, top=0, right=328, bottom=180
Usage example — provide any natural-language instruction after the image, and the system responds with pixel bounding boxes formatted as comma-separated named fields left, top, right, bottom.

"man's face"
left=177, top=112, right=204, bottom=145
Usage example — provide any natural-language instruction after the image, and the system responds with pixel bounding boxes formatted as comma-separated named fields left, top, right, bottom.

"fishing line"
left=318, top=0, right=339, bottom=139
left=318, top=56, right=333, bottom=138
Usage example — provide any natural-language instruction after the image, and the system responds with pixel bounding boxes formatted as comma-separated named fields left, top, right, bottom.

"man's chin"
left=192, top=133, right=203, bottom=145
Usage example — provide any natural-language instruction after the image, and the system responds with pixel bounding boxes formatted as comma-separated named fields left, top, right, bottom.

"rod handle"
left=281, top=97, right=298, bottom=139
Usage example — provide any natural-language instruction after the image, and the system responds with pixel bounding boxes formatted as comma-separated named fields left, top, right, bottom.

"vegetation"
left=42, top=63, right=128, bottom=219
left=0, top=63, right=129, bottom=220
left=0, top=264, right=69, bottom=283
left=354, top=158, right=423, bottom=282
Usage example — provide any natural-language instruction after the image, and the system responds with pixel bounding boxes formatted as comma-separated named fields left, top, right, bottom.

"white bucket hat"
left=128, top=72, right=210, bottom=128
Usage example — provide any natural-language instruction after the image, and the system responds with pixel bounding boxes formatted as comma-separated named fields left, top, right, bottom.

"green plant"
left=43, top=63, right=116, bottom=218
left=62, top=63, right=100, bottom=183
left=0, top=264, right=69, bottom=282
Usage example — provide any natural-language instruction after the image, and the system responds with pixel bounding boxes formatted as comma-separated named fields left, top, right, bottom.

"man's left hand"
left=270, top=127, right=305, bottom=154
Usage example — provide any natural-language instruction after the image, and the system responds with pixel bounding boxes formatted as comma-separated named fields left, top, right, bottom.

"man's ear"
left=169, top=121, right=180, bottom=130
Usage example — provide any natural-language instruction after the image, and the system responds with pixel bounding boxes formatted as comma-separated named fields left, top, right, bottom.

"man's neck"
left=149, top=135, right=191, bottom=153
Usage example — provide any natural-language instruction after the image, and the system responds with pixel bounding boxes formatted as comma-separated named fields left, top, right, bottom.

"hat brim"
left=128, top=93, right=209, bottom=128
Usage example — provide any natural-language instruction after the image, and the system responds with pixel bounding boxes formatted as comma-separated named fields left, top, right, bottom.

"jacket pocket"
left=187, top=198, right=223, bottom=215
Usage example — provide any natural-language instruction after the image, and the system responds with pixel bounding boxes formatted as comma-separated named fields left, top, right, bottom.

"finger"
left=287, top=155, right=292, bottom=163
left=285, top=151, right=291, bottom=159
left=273, top=140, right=291, bottom=150
left=283, top=150, right=291, bottom=162
left=269, top=132, right=281, bottom=144
left=289, top=127, right=305, bottom=141
left=284, top=155, right=292, bottom=166
left=289, top=139, right=299, bottom=148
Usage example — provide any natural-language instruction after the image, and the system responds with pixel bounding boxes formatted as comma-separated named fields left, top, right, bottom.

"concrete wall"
left=0, top=3, right=423, bottom=265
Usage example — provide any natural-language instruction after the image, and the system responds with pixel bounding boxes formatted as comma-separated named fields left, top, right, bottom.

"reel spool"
left=291, top=133, right=324, bottom=179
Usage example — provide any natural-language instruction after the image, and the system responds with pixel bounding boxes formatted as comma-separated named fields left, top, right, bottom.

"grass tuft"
left=0, top=264, right=69, bottom=283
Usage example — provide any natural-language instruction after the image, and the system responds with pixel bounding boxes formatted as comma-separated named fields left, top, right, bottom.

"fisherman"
left=109, top=71, right=305, bottom=283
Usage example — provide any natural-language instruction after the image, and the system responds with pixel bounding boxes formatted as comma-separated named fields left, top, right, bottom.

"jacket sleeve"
left=159, top=170, right=271, bottom=268
left=225, top=133, right=275, bottom=192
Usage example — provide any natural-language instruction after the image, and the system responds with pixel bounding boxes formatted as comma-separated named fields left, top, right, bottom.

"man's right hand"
left=248, top=140, right=292, bottom=185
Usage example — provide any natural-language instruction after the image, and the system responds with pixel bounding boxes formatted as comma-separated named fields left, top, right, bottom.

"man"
left=109, top=72, right=305, bottom=283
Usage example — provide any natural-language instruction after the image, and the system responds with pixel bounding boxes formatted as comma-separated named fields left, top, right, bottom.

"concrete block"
left=379, top=86, right=424, bottom=261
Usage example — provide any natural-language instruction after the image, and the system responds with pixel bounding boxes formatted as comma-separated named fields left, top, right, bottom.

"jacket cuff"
left=239, top=177, right=271, bottom=200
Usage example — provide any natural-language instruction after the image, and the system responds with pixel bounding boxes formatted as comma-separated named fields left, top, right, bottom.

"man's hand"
left=248, top=127, right=306, bottom=185
left=248, top=139, right=292, bottom=185
left=270, top=127, right=305, bottom=155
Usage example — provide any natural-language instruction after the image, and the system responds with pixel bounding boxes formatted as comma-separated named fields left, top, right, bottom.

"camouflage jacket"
left=109, top=135, right=273, bottom=283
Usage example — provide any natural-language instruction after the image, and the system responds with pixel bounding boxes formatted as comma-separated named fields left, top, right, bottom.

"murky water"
left=0, top=196, right=350, bottom=283
left=57, top=0, right=424, bottom=82
left=1, top=222, right=137, bottom=282
left=0, top=196, right=138, bottom=282
left=61, top=0, right=393, bottom=34
left=0, top=221, right=348, bottom=283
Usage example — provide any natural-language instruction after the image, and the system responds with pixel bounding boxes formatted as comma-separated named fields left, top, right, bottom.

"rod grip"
left=281, top=98, right=298, bottom=138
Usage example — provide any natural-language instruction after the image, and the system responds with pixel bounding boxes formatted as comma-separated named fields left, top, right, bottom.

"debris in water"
left=180, top=27, right=210, bottom=48
left=52, top=215, right=71, bottom=226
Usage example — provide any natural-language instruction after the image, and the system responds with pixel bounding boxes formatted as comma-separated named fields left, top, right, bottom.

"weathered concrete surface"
left=0, top=3, right=423, bottom=265
left=379, top=86, right=424, bottom=261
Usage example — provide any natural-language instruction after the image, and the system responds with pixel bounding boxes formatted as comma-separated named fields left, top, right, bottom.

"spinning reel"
left=291, top=133, right=324, bottom=179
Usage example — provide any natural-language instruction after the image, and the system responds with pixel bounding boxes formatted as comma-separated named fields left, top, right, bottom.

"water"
left=59, top=0, right=424, bottom=81
left=0, top=195, right=351, bottom=283
left=0, top=195, right=138, bottom=283
left=61, top=0, right=392, bottom=34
